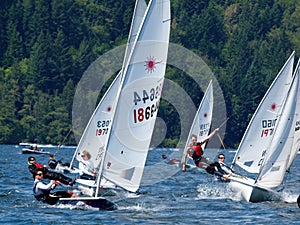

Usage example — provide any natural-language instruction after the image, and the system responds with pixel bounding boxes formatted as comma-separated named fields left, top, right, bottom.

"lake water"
left=1, top=144, right=299, bottom=224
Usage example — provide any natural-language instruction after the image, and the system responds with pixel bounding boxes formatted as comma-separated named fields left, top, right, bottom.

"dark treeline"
left=0, top=0, right=299, bottom=148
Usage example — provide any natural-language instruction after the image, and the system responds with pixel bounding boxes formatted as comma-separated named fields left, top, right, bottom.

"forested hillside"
left=0, top=0, right=299, bottom=148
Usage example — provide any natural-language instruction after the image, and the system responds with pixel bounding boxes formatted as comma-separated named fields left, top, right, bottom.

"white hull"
left=228, top=176, right=281, bottom=202
left=76, top=178, right=118, bottom=197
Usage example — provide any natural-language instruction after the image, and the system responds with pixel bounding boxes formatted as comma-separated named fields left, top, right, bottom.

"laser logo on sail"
left=144, top=56, right=161, bottom=73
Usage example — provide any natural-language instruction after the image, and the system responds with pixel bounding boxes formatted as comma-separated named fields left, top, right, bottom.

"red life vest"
left=35, top=163, right=44, bottom=169
left=193, top=144, right=203, bottom=157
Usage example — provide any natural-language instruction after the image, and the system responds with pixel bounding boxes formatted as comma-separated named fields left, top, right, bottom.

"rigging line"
left=219, top=117, right=230, bottom=129
left=217, top=133, right=226, bottom=150
left=215, top=117, right=229, bottom=150
left=54, top=128, right=73, bottom=156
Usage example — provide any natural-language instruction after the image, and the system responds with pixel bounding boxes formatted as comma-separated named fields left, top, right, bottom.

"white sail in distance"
left=182, top=80, right=213, bottom=162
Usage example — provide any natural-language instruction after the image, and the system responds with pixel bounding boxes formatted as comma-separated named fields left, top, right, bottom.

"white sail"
left=125, top=0, right=147, bottom=61
left=71, top=0, right=148, bottom=171
left=287, top=59, right=300, bottom=170
left=57, top=1, right=168, bottom=209
left=232, top=51, right=295, bottom=173
left=182, top=80, right=213, bottom=162
left=256, top=60, right=299, bottom=188
left=73, top=74, right=120, bottom=170
left=102, top=0, right=171, bottom=192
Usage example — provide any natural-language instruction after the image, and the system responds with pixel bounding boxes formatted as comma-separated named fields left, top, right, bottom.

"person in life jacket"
left=33, top=168, right=76, bottom=205
left=78, top=150, right=97, bottom=180
left=48, top=154, right=58, bottom=169
left=217, top=153, right=235, bottom=174
left=191, top=143, right=203, bottom=167
left=28, top=156, right=76, bottom=186
left=182, top=128, right=219, bottom=172
left=162, top=154, right=180, bottom=165
left=205, top=162, right=231, bottom=181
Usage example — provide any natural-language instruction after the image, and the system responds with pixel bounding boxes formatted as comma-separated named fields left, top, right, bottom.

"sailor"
left=217, top=153, right=235, bottom=174
left=48, top=154, right=71, bottom=172
left=33, top=168, right=75, bottom=205
left=28, top=156, right=76, bottom=186
left=205, top=162, right=231, bottom=181
left=205, top=153, right=236, bottom=181
left=161, top=154, right=180, bottom=164
left=48, top=154, right=58, bottom=169
left=78, top=150, right=97, bottom=180
left=191, top=143, right=203, bottom=167
left=182, top=128, right=219, bottom=172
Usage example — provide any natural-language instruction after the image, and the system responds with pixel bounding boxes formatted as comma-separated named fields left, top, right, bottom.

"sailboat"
left=229, top=51, right=300, bottom=202
left=181, top=80, right=214, bottom=170
left=69, top=0, right=148, bottom=194
left=55, top=1, right=148, bottom=178
left=59, top=0, right=171, bottom=209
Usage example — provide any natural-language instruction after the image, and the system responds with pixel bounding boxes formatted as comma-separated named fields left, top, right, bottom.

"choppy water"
left=1, top=144, right=299, bottom=224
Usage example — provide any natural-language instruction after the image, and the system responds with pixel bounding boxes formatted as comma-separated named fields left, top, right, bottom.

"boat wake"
left=281, top=191, right=299, bottom=203
left=196, top=182, right=238, bottom=201
left=117, top=202, right=167, bottom=212
left=55, top=201, right=99, bottom=211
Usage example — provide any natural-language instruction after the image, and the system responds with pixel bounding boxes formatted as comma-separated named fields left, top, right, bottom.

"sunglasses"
left=37, top=173, right=43, bottom=176
left=218, top=157, right=225, bottom=159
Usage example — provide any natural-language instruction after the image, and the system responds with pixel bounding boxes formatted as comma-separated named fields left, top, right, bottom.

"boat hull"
left=76, top=178, right=119, bottom=197
left=59, top=196, right=117, bottom=210
left=22, top=148, right=51, bottom=155
left=228, top=176, right=281, bottom=202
